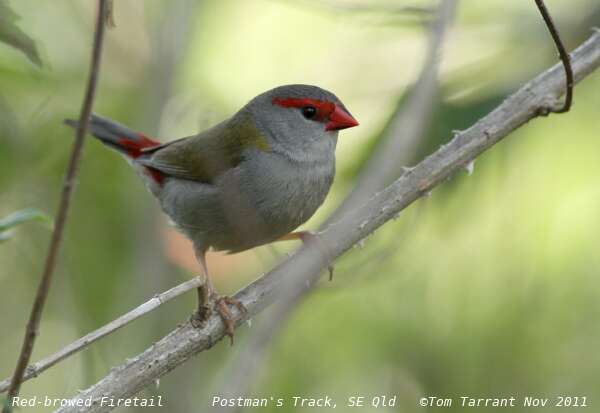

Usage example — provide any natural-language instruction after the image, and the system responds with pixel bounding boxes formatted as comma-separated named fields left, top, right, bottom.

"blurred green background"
left=1, top=0, right=600, bottom=412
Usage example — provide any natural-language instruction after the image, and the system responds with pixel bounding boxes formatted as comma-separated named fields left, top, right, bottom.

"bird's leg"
left=192, top=249, right=213, bottom=324
left=212, top=294, right=247, bottom=345
left=194, top=280, right=212, bottom=323
left=190, top=249, right=247, bottom=345
left=276, top=231, right=335, bottom=281
left=277, top=230, right=315, bottom=242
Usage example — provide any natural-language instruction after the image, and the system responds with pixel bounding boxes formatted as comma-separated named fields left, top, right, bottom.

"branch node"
left=24, top=366, right=37, bottom=379
left=400, top=165, right=415, bottom=174
left=536, top=106, right=551, bottom=117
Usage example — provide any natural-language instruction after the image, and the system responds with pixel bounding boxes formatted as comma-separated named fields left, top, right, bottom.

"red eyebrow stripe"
left=272, top=97, right=336, bottom=121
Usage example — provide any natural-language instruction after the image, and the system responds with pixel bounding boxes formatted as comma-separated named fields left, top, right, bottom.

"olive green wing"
left=137, top=115, right=270, bottom=184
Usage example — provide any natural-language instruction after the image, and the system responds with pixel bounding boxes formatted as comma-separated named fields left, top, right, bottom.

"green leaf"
left=0, top=0, right=42, bottom=67
left=0, top=208, right=52, bottom=238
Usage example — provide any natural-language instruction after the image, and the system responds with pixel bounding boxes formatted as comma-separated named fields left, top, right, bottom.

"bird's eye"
left=301, top=106, right=317, bottom=119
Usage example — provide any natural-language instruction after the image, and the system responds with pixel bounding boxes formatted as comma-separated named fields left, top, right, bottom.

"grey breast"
left=211, top=149, right=335, bottom=252
left=156, top=149, right=334, bottom=253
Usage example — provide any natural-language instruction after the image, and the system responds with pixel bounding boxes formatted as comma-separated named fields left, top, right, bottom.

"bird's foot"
left=213, top=294, right=247, bottom=345
left=278, top=231, right=335, bottom=280
left=278, top=230, right=315, bottom=243
left=190, top=283, right=213, bottom=328
left=190, top=290, right=247, bottom=345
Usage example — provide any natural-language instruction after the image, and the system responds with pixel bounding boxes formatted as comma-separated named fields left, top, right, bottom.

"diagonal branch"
left=2, top=2, right=108, bottom=412
left=54, top=30, right=600, bottom=413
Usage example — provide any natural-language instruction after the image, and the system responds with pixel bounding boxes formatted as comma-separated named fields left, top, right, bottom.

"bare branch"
left=2, top=2, right=108, bottom=411
left=534, top=0, right=574, bottom=113
left=54, top=30, right=600, bottom=413
left=0, top=278, right=202, bottom=394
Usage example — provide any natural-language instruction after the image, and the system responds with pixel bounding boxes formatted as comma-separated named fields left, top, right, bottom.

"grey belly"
left=157, top=156, right=334, bottom=253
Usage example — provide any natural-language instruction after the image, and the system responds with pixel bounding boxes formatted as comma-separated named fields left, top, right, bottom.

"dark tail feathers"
left=64, top=114, right=160, bottom=158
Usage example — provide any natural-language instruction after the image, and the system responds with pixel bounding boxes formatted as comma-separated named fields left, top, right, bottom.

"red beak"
left=325, top=105, right=359, bottom=131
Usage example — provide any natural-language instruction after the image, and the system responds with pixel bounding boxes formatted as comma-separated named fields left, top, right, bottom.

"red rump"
left=146, top=168, right=164, bottom=184
left=118, top=133, right=160, bottom=158
left=272, top=97, right=336, bottom=121
left=118, top=133, right=163, bottom=184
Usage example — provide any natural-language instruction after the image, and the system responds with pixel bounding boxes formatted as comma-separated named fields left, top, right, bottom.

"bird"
left=65, top=84, right=358, bottom=342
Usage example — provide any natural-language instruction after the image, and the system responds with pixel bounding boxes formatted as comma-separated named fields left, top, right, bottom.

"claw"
left=278, top=231, right=335, bottom=282
left=222, top=296, right=247, bottom=315
left=191, top=291, right=247, bottom=345
left=215, top=297, right=235, bottom=343
left=214, top=295, right=247, bottom=345
left=191, top=252, right=246, bottom=344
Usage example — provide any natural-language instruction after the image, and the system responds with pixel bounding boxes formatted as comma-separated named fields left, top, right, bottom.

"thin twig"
left=534, top=0, right=573, bottom=113
left=0, top=277, right=202, bottom=393
left=54, top=31, right=600, bottom=413
left=1, top=2, right=108, bottom=412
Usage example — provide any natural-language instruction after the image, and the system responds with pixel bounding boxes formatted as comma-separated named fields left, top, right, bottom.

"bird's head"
left=241, top=84, right=358, bottom=162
